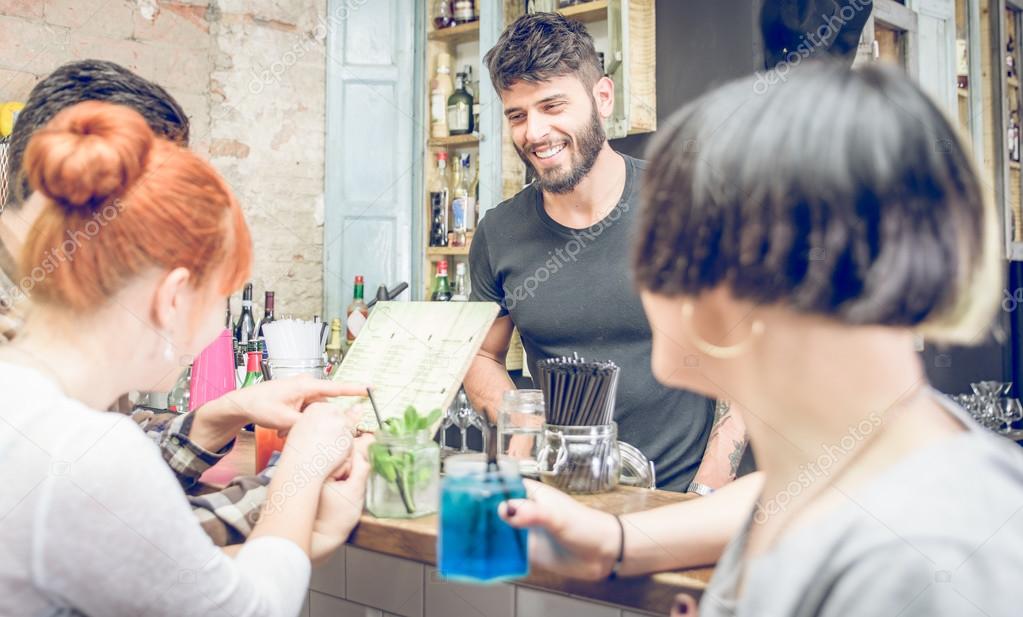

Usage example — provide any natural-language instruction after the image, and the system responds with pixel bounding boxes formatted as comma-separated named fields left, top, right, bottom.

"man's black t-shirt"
left=469, top=154, right=714, bottom=491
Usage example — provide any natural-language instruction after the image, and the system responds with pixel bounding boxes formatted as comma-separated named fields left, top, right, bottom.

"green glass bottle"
left=241, top=350, right=263, bottom=388
left=431, top=260, right=452, bottom=301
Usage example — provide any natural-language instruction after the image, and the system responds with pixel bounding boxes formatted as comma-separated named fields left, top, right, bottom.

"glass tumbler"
left=497, top=389, right=545, bottom=477
left=536, top=422, right=621, bottom=494
left=438, top=454, right=529, bottom=583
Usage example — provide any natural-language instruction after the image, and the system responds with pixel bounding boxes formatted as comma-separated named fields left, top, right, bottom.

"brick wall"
left=0, top=0, right=328, bottom=318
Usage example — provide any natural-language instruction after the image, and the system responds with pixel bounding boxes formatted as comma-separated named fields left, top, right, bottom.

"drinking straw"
left=367, top=387, right=414, bottom=514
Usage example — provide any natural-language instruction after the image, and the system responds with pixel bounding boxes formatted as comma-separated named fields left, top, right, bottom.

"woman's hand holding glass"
left=499, top=479, right=621, bottom=580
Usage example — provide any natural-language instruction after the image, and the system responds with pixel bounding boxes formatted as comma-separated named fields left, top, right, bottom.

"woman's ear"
left=151, top=267, right=191, bottom=333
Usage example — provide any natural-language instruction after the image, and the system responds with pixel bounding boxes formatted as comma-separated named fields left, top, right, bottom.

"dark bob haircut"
left=5, top=59, right=189, bottom=211
left=484, top=12, right=603, bottom=93
left=633, top=61, right=999, bottom=343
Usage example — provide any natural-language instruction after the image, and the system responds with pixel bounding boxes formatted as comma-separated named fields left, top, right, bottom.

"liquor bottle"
left=431, top=260, right=453, bottom=301
left=1010, top=111, right=1021, bottom=163
left=465, top=153, right=477, bottom=232
left=450, top=155, right=468, bottom=247
left=447, top=71, right=473, bottom=136
left=325, top=318, right=344, bottom=374
left=957, top=39, right=969, bottom=89
left=451, top=262, right=469, bottom=301
left=241, top=351, right=263, bottom=388
left=346, top=275, right=369, bottom=344
left=430, top=151, right=450, bottom=247
left=167, top=365, right=191, bottom=413
left=453, top=0, right=476, bottom=23
left=434, top=0, right=455, bottom=29
left=431, top=54, right=454, bottom=138
left=234, top=283, right=256, bottom=365
left=1009, top=36, right=1017, bottom=79
left=256, top=291, right=275, bottom=358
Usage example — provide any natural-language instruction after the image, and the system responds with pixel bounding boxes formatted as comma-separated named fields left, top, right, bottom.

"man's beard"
left=516, top=105, right=606, bottom=195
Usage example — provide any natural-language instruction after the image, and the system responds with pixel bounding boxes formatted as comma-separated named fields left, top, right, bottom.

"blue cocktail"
left=438, top=455, right=529, bottom=583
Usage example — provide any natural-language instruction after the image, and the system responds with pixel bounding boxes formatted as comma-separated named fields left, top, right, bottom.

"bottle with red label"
left=346, top=275, right=369, bottom=344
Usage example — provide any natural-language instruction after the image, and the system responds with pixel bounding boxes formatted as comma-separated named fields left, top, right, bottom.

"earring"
left=163, top=334, right=174, bottom=363
left=681, top=302, right=764, bottom=360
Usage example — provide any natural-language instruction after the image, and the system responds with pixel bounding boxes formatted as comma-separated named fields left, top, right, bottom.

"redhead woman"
left=0, top=101, right=367, bottom=616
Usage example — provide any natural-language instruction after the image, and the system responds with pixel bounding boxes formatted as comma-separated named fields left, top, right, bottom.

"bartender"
left=465, top=12, right=737, bottom=493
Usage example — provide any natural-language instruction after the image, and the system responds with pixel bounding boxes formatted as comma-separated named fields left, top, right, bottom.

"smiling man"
left=465, top=13, right=738, bottom=493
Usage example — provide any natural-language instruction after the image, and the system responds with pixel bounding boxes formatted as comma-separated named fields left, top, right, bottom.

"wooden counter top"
left=201, top=432, right=714, bottom=614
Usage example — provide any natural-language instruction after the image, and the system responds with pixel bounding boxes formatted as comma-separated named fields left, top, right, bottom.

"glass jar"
left=497, top=389, right=544, bottom=477
left=438, top=454, right=529, bottom=582
left=367, top=430, right=440, bottom=518
left=537, top=423, right=621, bottom=494
left=267, top=357, right=325, bottom=380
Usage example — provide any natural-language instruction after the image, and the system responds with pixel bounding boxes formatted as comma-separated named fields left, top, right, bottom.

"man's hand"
left=189, top=378, right=368, bottom=452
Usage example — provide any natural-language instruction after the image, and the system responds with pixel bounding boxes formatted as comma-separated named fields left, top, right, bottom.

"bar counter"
left=206, top=433, right=714, bottom=617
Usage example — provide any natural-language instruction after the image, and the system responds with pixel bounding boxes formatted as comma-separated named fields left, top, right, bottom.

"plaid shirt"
left=130, top=409, right=273, bottom=546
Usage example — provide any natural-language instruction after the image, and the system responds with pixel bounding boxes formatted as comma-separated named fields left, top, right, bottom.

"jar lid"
left=444, top=453, right=520, bottom=477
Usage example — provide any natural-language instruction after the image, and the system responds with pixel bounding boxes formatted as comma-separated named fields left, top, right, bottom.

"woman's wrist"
left=189, top=396, right=247, bottom=451
left=600, top=512, right=626, bottom=578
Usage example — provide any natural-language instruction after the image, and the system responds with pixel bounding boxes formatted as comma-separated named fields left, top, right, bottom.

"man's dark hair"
left=633, top=61, right=998, bottom=343
left=4, top=59, right=190, bottom=210
left=484, top=12, right=603, bottom=93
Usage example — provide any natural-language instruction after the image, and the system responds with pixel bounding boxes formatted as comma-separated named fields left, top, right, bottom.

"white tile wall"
left=309, top=591, right=382, bottom=617
left=311, top=547, right=347, bottom=599
left=423, top=566, right=515, bottom=617
left=515, top=588, right=621, bottom=617
left=345, top=546, right=424, bottom=617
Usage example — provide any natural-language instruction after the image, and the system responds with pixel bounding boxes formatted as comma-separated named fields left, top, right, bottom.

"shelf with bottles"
left=426, top=245, right=471, bottom=256
left=428, top=133, right=480, bottom=148
left=428, top=19, right=480, bottom=44
left=557, top=0, right=608, bottom=23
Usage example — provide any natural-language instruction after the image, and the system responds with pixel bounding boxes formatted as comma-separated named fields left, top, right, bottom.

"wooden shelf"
left=1010, top=76, right=1021, bottom=89
left=1010, top=160, right=1021, bottom=171
left=426, top=246, right=470, bottom=256
left=428, top=134, right=479, bottom=148
left=427, top=20, right=480, bottom=45
left=558, top=0, right=608, bottom=23
left=958, top=89, right=969, bottom=99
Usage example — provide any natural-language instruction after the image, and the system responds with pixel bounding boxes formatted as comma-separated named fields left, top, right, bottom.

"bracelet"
left=686, top=481, right=714, bottom=496
left=608, top=514, right=625, bottom=580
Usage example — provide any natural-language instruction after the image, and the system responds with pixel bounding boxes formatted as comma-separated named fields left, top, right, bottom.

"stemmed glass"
left=442, top=387, right=488, bottom=454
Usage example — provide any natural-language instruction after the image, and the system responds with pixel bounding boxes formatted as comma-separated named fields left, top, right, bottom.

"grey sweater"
left=701, top=392, right=1023, bottom=617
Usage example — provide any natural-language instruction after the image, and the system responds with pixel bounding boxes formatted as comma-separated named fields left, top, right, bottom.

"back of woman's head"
left=634, top=61, right=1001, bottom=344
left=20, top=100, right=251, bottom=310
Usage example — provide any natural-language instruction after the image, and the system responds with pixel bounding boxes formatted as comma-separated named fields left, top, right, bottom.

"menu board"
left=329, top=301, right=499, bottom=431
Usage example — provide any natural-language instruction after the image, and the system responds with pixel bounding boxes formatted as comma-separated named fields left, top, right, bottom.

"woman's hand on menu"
left=310, top=435, right=374, bottom=563
left=189, top=378, right=368, bottom=452
left=282, top=401, right=359, bottom=480
left=499, top=479, right=622, bottom=581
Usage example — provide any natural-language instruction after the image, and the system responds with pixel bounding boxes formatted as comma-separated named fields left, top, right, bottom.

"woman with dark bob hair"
left=498, top=61, right=1023, bottom=616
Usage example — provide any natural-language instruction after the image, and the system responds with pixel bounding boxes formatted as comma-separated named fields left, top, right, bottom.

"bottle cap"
left=456, top=262, right=466, bottom=274
left=437, top=151, right=449, bottom=161
left=437, top=260, right=449, bottom=276
left=355, top=275, right=364, bottom=284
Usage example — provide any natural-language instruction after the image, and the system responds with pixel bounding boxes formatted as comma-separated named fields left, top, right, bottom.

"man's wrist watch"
left=686, top=481, right=714, bottom=496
